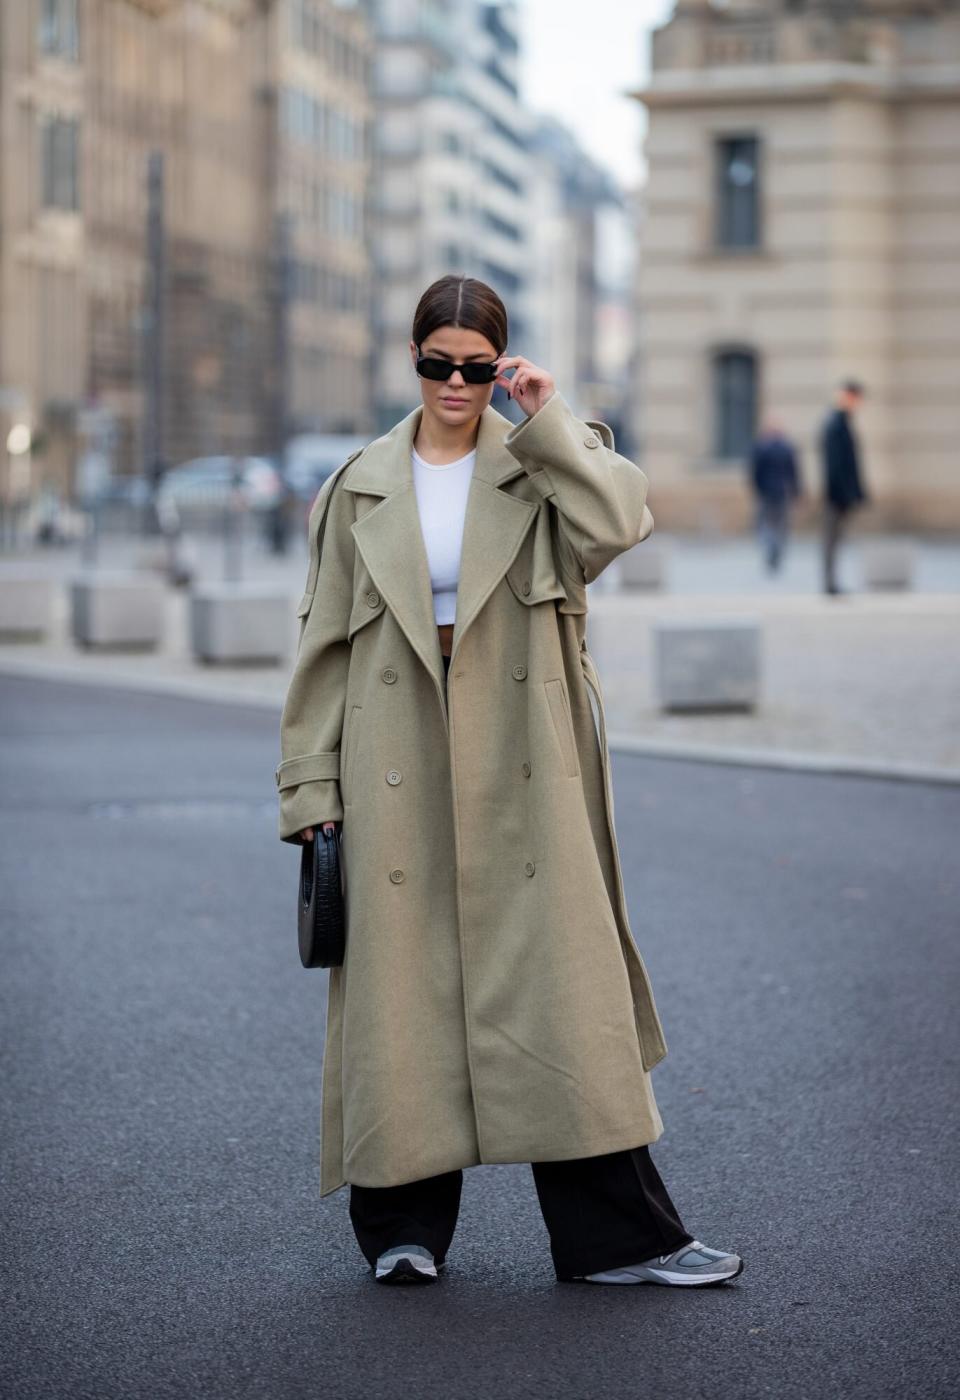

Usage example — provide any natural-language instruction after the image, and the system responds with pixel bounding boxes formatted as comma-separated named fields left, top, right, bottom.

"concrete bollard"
left=620, top=541, right=666, bottom=591
left=189, top=583, right=292, bottom=665
left=653, top=616, right=762, bottom=711
left=70, top=572, right=166, bottom=649
left=859, top=541, right=914, bottom=591
left=0, top=568, right=56, bottom=639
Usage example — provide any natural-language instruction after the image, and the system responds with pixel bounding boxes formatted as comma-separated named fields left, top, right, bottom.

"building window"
left=712, top=350, right=757, bottom=460
left=39, top=0, right=79, bottom=61
left=714, top=135, right=760, bottom=250
left=41, top=114, right=80, bottom=210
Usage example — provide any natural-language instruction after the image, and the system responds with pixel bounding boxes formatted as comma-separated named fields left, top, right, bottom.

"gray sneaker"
left=579, top=1239, right=744, bottom=1286
left=374, top=1244, right=440, bottom=1284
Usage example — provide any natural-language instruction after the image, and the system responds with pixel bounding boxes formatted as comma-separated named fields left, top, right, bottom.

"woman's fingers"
left=301, top=827, right=314, bottom=841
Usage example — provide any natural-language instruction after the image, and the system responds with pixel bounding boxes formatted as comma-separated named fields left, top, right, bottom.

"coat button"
left=524, top=861, right=536, bottom=877
left=521, top=579, right=531, bottom=596
left=381, top=667, right=397, bottom=683
left=386, top=770, right=402, bottom=785
left=389, top=868, right=405, bottom=883
left=512, top=663, right=527, bottom=680
left=521, top=761, right=531, bottom=777
left=366, top=590, right=380, bottom=607
left=584, top=434, right=600, bottom=449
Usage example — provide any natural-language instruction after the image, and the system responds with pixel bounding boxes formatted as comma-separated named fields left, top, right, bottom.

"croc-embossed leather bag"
left=298, top=820, right=345, bottom=968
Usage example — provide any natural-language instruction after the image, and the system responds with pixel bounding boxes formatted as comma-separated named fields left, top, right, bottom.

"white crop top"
left=410, top=444, right=477, bottom=626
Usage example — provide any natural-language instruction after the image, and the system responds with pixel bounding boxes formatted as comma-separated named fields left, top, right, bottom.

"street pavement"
left=1, top=673, right=958, bottom=1400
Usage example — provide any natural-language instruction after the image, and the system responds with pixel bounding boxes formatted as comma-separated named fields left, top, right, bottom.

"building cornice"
left=630, top=60, right=960, bottom=107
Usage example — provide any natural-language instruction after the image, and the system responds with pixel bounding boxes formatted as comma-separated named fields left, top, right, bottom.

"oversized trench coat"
left=276, top=390, right=669, bottom=1196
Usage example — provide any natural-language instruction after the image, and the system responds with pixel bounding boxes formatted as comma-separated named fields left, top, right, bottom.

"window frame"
left=713, top=132, right=762, bottom=252
left=710, top=345, right=759, bottom=463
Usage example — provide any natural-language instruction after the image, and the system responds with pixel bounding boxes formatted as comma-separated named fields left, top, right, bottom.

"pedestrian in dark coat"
left=820, top=380, right=870, bottom=594
left=749, top=416, right=802, bottom=572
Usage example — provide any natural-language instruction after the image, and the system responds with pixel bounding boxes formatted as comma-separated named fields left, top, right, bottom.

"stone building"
left=0, top=0, right=373, bottom=504
left=630, top=0, right=960, bottom=533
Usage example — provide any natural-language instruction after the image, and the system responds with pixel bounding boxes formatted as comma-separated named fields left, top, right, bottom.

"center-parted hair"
left=412, top=275, right=509, bottom=356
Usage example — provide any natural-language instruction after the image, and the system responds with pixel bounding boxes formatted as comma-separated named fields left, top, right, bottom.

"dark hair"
left=412, top=275, right=508, bottom=356
left=841, top=378, right=866, bottom=397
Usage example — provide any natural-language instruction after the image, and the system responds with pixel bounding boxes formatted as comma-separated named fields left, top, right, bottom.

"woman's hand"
left=299, top=821, right=338, bottom=842
left=494, top=356, right=556, bottom=419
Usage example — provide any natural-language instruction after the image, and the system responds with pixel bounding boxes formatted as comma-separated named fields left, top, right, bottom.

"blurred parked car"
left=283, top=434, right=368, bottom=503
left=156, top=456, right=283, bottom=527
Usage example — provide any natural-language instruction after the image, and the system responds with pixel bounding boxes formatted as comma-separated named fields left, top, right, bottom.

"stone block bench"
left=70, top=572, right=165, bottom=649
left=0, top=567, right=56, bottom=639
left=653, top=616, right=763, bottom=712
left=619, top=540, right=667, bottom=591
left=859, top=541, right=914, bottom=591
left=189, top=583, right=292, bottom=665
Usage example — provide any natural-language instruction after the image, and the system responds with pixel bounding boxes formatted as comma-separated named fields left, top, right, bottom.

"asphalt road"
left=1, top=674, right=957, bottom=1400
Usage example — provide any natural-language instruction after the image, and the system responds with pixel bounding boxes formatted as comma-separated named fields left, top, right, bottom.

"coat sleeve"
left=275, top=478, right=356, bottom=844
left=502, top=390, right=654, bottom=585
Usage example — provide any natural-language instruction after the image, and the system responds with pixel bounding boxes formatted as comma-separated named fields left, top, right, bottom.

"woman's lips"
left=441, top=397, right=467, bottom=404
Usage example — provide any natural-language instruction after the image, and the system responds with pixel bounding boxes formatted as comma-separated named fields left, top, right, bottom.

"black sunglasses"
left=415, top=352, right=500, bottom=385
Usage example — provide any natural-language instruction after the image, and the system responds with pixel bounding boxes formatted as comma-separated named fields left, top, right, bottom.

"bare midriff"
left=437, top=623, right=454, bottom=657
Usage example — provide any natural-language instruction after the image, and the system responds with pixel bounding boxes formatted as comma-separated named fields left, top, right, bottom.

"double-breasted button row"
left=386, top=770, right=402, bottom=786
left=381, top=666, right=397, bottom=684
left=366, top=590, right=380, bottom=608
left=524, top=861, right=536, bottom=877
left=521, top=761, right=531, bottom=778
left=389, top=868, right=405, bottom=884
left=512, top=663, right=527, bottom=681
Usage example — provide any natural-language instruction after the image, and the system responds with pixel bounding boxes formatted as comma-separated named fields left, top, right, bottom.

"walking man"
left=820, top=380, right=870, bottom=595
left=749, top=416, right=801, bottom=573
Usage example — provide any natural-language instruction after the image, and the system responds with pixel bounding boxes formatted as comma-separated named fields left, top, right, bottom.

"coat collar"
left=342, top=403, right=537, bottom=699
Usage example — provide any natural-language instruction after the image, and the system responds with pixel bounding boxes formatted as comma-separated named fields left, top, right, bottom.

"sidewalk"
left=1, top=528, right=958, bottom=781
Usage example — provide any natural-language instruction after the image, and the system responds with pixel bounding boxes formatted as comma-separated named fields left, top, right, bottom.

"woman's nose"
left=447, top=368, right=466, bottom=387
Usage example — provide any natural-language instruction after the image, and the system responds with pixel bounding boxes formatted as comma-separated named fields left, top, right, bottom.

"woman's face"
left=409, top=326, right=501, bottom=427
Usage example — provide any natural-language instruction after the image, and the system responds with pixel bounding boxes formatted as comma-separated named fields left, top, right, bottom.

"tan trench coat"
left=276, top=390, right=668, bottom=1196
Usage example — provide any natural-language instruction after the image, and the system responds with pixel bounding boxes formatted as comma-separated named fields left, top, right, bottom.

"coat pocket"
left=543, top=678, right=580, bottom=778
left=341, top=704, right=362, bottom=798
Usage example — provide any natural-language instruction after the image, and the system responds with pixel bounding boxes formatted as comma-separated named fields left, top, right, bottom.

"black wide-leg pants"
left=349, top=1145, right=693, bottom=1280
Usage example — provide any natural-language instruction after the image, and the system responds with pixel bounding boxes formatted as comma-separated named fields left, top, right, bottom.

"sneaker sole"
left=581, top=1258, right=744, bottom=1287
left=375, top=1258, right=439, bottom=1285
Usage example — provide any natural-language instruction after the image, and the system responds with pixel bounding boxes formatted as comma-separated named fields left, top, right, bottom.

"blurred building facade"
left=369, top=0, right=533, bottom=433
left=277, top=0, right=374, bottom=437
left=0, top=0, right=373, bottom=505
left=526, top=116, right=638, bottom=455
left=631, top=0, right=960, bottom=533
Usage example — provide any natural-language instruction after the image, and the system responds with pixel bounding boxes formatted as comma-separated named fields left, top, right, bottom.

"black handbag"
left=298, top=821, right=346, bottom=969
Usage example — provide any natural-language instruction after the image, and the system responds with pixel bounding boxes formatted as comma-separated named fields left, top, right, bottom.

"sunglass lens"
left=416, top=358, right=450, bottom=381
left=462, top=363, right=498, bottom=384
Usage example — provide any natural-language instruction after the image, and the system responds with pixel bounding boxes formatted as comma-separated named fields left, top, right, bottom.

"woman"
left=276, top=275, right=743, bottom=1288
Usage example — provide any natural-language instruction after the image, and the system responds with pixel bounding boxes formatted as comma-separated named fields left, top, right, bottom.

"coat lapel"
left=344, top=403, right=536, bottom=696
